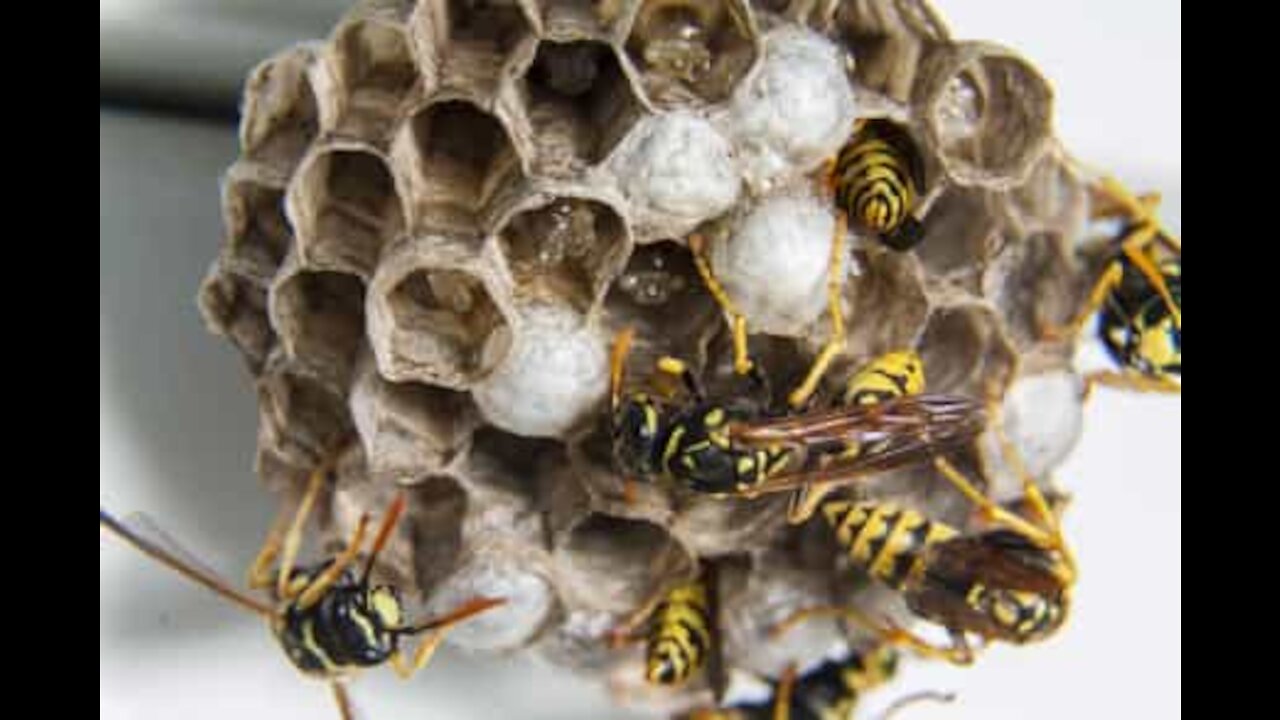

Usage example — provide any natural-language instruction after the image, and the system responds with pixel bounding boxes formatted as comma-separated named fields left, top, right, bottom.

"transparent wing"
left=100, top=507, right=273, bottom=617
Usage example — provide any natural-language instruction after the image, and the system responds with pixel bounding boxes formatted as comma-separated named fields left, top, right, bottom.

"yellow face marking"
left=662, top=425, right=686, bottom=468
left=736, top=455, right=755, bottom=475
left=703, top=408, right=725, bottom=427
left=369, top=587, right=402, bottom=629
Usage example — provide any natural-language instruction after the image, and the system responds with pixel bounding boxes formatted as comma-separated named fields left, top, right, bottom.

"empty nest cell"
left=520, top=39, right=646, bottom=172
left=982, top=231, right=1078, bottom=351
left=331, top=19, right=419, bottom=137
left=830, top=0, right=950, bottom=102
left=915, top=42, right=1053, bottom=188
left=380, top=262, right=511, bottom=387
left=463, top=424, right=563, bottom=502
left=554, top=513, right=688, bottom=612
left=840, top=248, right=930, bottom=361
left=222, top=174, right=293, bottom=286
left=292, top=147, right=406, bottom=278
left=498, top=196, right=629, bottom=312
left=350, top=354, right=479, bottom=479
left=603, top=240, right=718, bottom=360
left=917, top=303, right=1016, bottom=397
left=270, top=266, right=366, bottom=393
left=240, top=46, right=321, bottom=173
left=402, top=99, right=522, bottom=234
left=408, top=474, right=471, bottom=592
left=257, top=360, right=355, bottom=468
left=198, top=266, right=274, bottom=373
left=913, top=185, right=1001, bottom=280
left=625, top=0, right=760, bottom=107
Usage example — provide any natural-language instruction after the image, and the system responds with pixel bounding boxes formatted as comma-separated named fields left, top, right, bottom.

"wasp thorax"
left=611, top=394, right=666, bottom=477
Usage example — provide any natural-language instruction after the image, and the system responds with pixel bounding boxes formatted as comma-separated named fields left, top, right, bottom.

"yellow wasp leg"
left=276, top=455, right=334, bottom=600
left=1082, top=370, right=1181, bottom=400
left=689, top=233, right=755, bottom=376
left=247, top=502, right=292, bottom=590
left=788, top=211, right=849, bottom=409
left=607, top=582, right=672, bottom=648
left=295, top=514, right=372, bottom=610
left=1041, top=260, right=1123, bottom=341
left=391, top=598, right=507, bottom=679
left=330, top=681, right=354, bottom=720
left=771, top=605, right=975, bottom=666
left=1119, top=224, right=1181, bottom=328
left=786, top=481, right=840, bottom=526
left=932, top=457, right=1060, bottom=553
left=610, top=327, right=636, bottom=410
left=772, top=664, right=798, bottom=720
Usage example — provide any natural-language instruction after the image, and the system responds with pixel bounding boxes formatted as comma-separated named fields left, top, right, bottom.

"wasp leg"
left=1040, top=260, right=1123, bottom=342
left=771, top=663, right=798, bottom=720
left=1119, top=224, right=1180, bottom=328
left=247, top=502, right=292, bottom=590
left=391, top=598, right=507, bottom=679
left=295, top=514, right=372, bottom=610
left=657, top=356, right=708, bottom=403
left=932, top=457, right=1060, bottom=553
left=771, top=606, right=975, bottom=665
left=988, top=426, right=1080, bottom=582
left=873, top=691, right=958, bottom=720
left=275, top=455, right=335, bottom=600
left=786, top=481, right=840, bottom=525
left=330, top=681, right=354, bottom=720
left=787, top=212, right=848, bottom=410
left=607, top=582, right=671, bottom=649
left=611, top=327, right=637, bottom=410
left=689, top=233, right=756, bottom=377
left=1082, top=369, right=1181, bottom=399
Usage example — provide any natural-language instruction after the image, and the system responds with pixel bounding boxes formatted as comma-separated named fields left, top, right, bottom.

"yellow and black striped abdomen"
left=834, top=129, right=918, bottom=237
left=821, top=500, right=958, bottom=590
left=646, top=580, right=713, bottom=685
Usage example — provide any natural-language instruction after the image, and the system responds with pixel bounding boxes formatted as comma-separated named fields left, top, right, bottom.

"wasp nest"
left=200, top=0, right=1097, bottom=712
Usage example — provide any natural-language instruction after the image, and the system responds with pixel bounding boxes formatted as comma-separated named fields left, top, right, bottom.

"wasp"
left=609, top=329, right=984, bottom=518
left=100, top=452, right=505, bottom=720
left=686, top=120, right=929, bottom=409
left=1044, top=175, right=1180, bottom=397
left=771, top=437, right=1076, bottom=666
left=682, top=643, right=953, bottom=720
left=609, top=562, right=728, bottom=702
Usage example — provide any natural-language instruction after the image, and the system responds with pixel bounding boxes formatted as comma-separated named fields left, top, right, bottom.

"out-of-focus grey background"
left=100, top=2, right=1180, bottom=718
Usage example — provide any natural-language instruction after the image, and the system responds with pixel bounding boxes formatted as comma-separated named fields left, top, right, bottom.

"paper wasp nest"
left=200, top=0, right=1094, bottom=712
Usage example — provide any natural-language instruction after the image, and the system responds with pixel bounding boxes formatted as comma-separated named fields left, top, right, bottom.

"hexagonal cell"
left=914, top=42, right=1053, bottom=189
left=329, top=17, right=420, bottom=139
left=539, top=0, right=634, bottom=36
left=839, top=248, right=930, bottom=363
left=198, top=264, right=274, bottom=373
left=269, top=261, right=365, bottom=393
left=519, top=40, right=647, bottom=174
left=913, top=185, right=1001, bottom=283
left=977, top=371, right=1084, bottom=503
left=982, top=231, right=1079, bottom=352
left=410, top=0, right=537, bottom=90
left=668, top=493, right=788, bottom=557
left=240, top=45, right=321, bottom=173
left=497, top=195, right=630, bottom=313
left=463, top=424, right=563, bottom=503
left=257, top=356, right=355, bottom=468
left=720, top=557, right=841, bottom=678
left=408, top=474, right=471, bottom=592
left=534, top=608, right=620, bottom=677
left=1000, top=144, right=1089, bottom=240
left=398, top=99, right=523, bottom=235
left=221, top=170, right=292, bottom=287
left=367, top=237, right=515, bottom=388
left=350, top=351, right=479, bottom=480
left=553, top=513, right=689, bottom=613
left=603, top=240, right=719, bottom=363
left=328, top=469, right=423, bottom=593
left=828, top=0, right=950, bottom=103
left=625, top=0, right=760, bottom=107
left=917, top=304, right=1017, bottom=397
left=289, top=146, right=406, bottom=279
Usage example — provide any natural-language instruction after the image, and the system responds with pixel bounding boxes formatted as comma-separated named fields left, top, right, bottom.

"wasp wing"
left=100, top=508, right=274, bottom=617
left=730, top=395, right=986, bottom=496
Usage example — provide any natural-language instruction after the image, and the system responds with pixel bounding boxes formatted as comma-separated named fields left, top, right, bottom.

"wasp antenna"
left=611, top=327, right=637, bottom=410
left=361, top=492, right=408, bottom=586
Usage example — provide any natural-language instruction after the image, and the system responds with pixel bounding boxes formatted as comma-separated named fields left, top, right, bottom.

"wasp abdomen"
left=822, top=501, right=958, bottom=590
left=833, top=122, right=923, bottom=248
left=646, top=581, right=713, bottom=685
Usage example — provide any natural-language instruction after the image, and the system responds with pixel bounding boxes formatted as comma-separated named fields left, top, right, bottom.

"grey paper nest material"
left=199, top=0, right=1095, bottom=712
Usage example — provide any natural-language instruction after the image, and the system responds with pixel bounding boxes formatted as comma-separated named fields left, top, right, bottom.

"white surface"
left=101, top=2, right=1180, bottom=718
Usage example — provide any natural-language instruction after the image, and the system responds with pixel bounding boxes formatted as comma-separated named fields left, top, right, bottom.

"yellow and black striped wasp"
left=1045, top=175, right=1180, bottom=397
left=686, top=119, right=929, bottom=409
left=770, top=438, right=1076, bottom=666
left=608, top=329, right=985, bottom=520
left=100, top=452, right=504, bottom=720
left=608, top=561, right=728, bottom=701
left=679, top=642, right=953, bottom=720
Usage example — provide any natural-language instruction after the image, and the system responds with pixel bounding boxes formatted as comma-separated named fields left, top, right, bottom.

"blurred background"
left=100, top=1, right=1180, bottom=718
